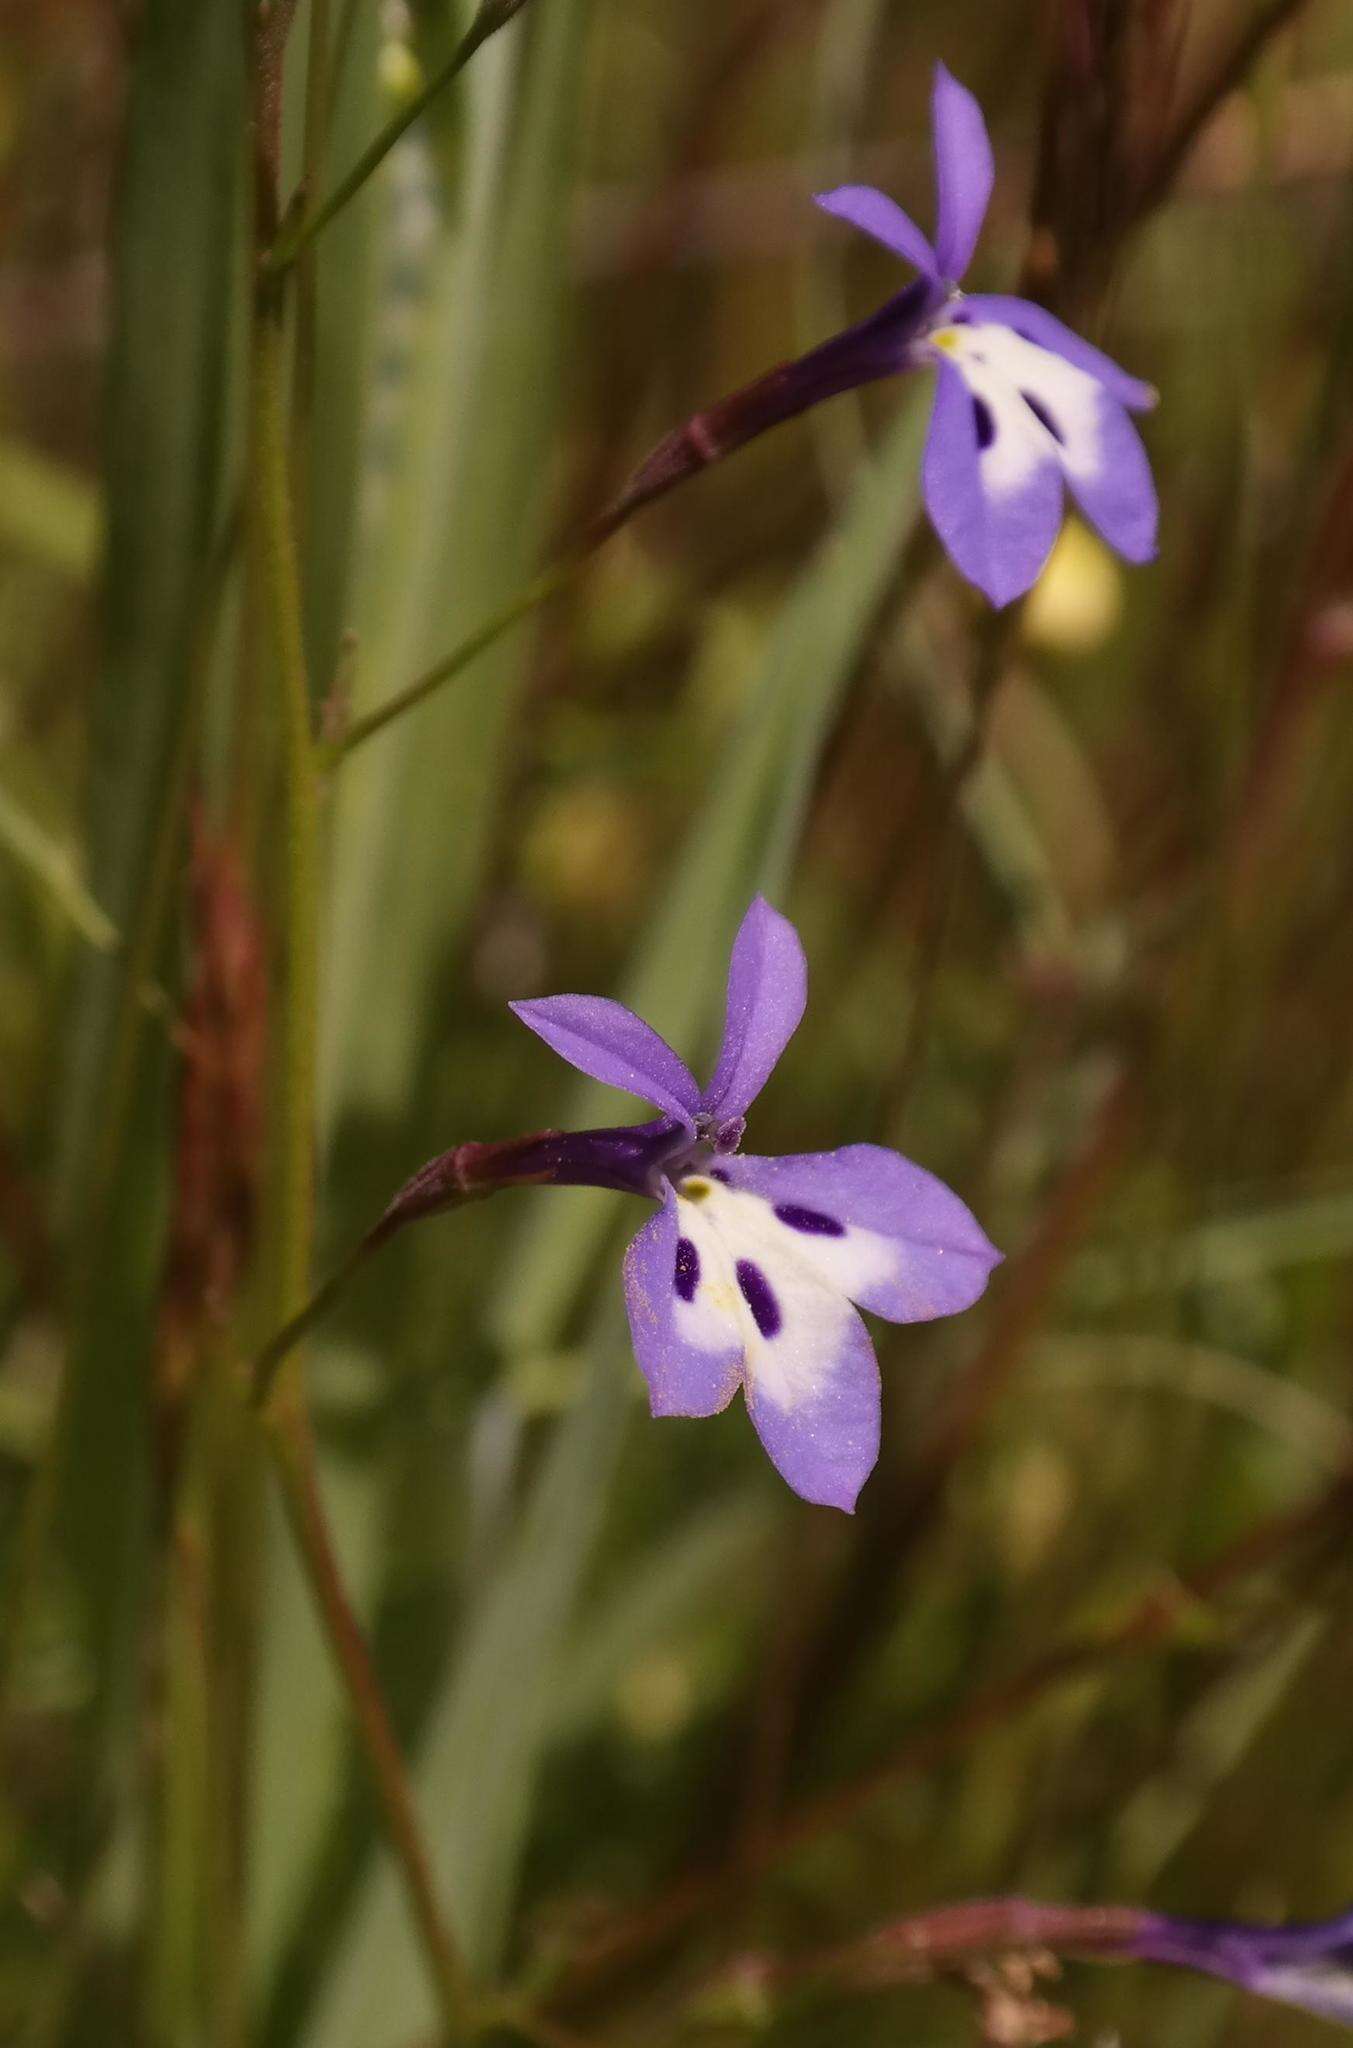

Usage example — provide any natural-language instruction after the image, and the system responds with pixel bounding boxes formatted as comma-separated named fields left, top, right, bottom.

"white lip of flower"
left=670, top=1174, right=898, bottom=1413
left=927, top=320, right=1110, bottom=498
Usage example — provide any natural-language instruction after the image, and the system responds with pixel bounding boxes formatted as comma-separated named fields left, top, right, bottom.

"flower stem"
left=322, top=550, right=585, bottom=767
left=263, top=0, right=533, bottom=279
left=263, top=1397, right=476, bottom=2032
left=250, top=1233, right=374, bottom=1408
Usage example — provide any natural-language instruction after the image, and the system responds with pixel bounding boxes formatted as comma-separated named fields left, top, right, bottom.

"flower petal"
left=1062, top=385, right=1158, bottom=563
left=814, top=184, right=938, bottom=279
left=701, top=896, right=807, bottom=1123
left=958, top=294, right=1157, bottom=412
left=1245, top=1959, right=1353, bottom=2026
left=623, top=1188, right=742, bottom=1418
left=923, top=353, right=1063, bottom=606
left=670, top=1171, right=884, bottom=1509
left=710, top=1148, right=1000, bottom=1320
left=930, top=63, right=993, bottom=282
left=744, top=1299, right=880, bottom=1514
left=510, top=994, right=700, bottom=1124
left=931, top=318, right=1157, bottom=572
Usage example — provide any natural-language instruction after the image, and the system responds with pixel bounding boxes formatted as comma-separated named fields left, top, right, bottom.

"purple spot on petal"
left=972, top=396, right=996, bottom=450
left=1021, top=391, right=1064, bottom=444
left=708, top=1167, right=731, bottom=1184
left=773, top=1202, right=846, bottom=1237
left=674, top=1237, right=700, bottom=1302
left=736, top=1260, right=781, bottom=1339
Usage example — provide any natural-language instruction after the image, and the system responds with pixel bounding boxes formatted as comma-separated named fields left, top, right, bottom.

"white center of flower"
left=929, top=320, right=1107, bottom=495
left=669, top=1175, right=897, bottom=1413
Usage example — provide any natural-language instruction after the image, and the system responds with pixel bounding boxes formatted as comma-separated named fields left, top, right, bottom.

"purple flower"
left=510, top=897, right=999, bottom=1511
left=813, top=64, right=1158, bottom=605
left=1131, top=1905, right=1353, bottom=2029
left=597, top=65, right=1157, bottom=611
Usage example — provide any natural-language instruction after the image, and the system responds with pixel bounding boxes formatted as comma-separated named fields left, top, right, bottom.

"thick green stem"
left=264, top=1, right=532, bottom=278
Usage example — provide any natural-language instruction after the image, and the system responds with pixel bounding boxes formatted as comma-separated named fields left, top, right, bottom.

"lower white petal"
left=929, top=319, right=1106, bottom=495
left=671, top=1174, right=884, bottom=1509
left=673, top=1176, right=874, bottom=1408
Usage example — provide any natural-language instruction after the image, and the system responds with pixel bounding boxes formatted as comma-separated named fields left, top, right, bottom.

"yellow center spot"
left=679, top=1177, right=712, bottom=1203
left=931, top=328, right=960, bottom=354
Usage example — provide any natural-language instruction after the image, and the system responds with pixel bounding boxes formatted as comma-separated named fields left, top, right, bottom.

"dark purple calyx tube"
left=368, top=1117, right=694, bottom=1251
left=587, top=281, right=933, bottom=545
left=1131, top=1905, right=1353, bottom=2015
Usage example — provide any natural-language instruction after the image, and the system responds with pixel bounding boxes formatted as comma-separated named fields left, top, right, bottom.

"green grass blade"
left=321, top=2, right=583, bottom=1128
left=41, top=0, right=247, bottom=1804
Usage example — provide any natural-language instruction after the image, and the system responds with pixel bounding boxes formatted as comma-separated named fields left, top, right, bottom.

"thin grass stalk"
left=204, top=1359, right=264, bottom=2048
left=248, top=35, right=477, bottom=2024
left=264, top=1, right=532, bottom=277
left=149, top=1454, right=213, bottom=2045
left=262, top=1401, right=476, bottom=2033
left=291, top=0, right=332, bottom=544
left=250, top=304, right=474, bottom=2035
left=324, top=0, right=365, bottom=131
left=250, top=304, right=320, bottom=1324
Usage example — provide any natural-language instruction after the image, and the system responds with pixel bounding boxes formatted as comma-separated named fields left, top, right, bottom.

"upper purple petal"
left=712, top=1146, right=1001, bottom=1321
left=701, top=896, right=807, bottom=1122
left=743, top=1300, right=880, bottom=1513
left=510, top=994, right=700, bottom=1125
left=958, top=295, right=1157, bottom=411
left=923, top=354, right=1063, bottom=606
left=930, top=63, right=994, bottom=282
left=622, top=1187, right=743, bottom=1418
left=814, top=185, right=939, bottom=279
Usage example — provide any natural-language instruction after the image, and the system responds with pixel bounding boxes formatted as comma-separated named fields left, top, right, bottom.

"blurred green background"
left=4, top=0, right=1353, bottom=2042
